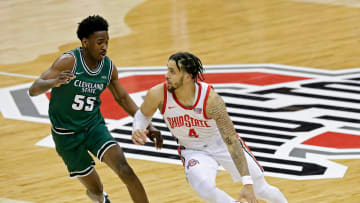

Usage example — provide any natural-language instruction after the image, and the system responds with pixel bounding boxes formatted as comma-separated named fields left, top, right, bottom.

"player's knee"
left=253, top=185, right=268, bottom=199
left=191, top=178, right=216, bottom=201
left=253, top=183, right=286, bottom=203
left=251, top=174, right=270, bottom=198
left=197, top=184, right=216, bottom=201
left=116, top=163, right=136, bottom=183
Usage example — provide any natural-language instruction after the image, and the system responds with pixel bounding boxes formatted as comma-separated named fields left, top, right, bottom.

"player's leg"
left=180, top=149, right=235, bottom=203
left=52, top=128, right=106, bottom=202
left=77, top=169, right=107, bottom=203
left=244, top=151, right=288, bottom=203
left=101, top=145, right=149, bottom=203
left=219, top=140, right=288, bottom=203
left=87, top=123, right=148, bottom=203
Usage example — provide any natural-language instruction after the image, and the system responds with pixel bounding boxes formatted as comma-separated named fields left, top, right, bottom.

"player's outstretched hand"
left=147, top=125, right=163, bottom=149
left=238, top=185, right=258, bottom=203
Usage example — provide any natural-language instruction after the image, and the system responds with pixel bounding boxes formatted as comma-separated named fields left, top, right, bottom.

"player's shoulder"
left=207, top=87, right=219, bottom=100
left=144, top=82, right=165, bottom=102
left=206, top=87, right=224, bottom=108
left=150, top=82, right=165, bottom=92
left=58, top=52, right=75, bottom=62
left=52, top=52, right=75, bottom=71
left=147, top=83, right=164, bottom=96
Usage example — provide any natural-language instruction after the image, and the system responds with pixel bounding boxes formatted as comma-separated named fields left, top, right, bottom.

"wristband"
left=133, top=109, right=151, bottom=132
left=241, top=175, right=253, bottom=185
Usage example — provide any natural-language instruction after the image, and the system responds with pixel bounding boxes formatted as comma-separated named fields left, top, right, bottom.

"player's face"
left=166, top=60, right=185, bottom=93
left=85, top=31, right=109, bottom=61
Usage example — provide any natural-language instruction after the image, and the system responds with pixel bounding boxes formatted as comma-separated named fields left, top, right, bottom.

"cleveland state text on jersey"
left=74, top=80, right=105, bottom=94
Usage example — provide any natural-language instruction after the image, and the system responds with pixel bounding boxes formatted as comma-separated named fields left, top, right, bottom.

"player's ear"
left=81, top=38, right=88, bottom=48
left=184, top=72, right=193, bottom=81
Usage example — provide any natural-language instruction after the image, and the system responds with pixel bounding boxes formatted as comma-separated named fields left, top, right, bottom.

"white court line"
left=291, top=0, right=360, bottom=8
left=0, top=72, right=37, bottom=79
left=0, top=198, right=34, bottom=203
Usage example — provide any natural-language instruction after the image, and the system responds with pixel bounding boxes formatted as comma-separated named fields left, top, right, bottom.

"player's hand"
left=132, top=126, right=163, bottom=149
left=238, top=185, right=258, bottom=203
left=55, top=70, right=76, bottom=87
left=147, top=125, right=163, bottom=149
left=132, top=129, right=148, bottom=145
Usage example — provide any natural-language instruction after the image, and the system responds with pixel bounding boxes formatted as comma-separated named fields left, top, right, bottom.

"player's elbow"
left=114, top=96, right=125, bottom=106
left=28, top=88, right=36, bottom=97
left=28, top=86, right=40, bottom=97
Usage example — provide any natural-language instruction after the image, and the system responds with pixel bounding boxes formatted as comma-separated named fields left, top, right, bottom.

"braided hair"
left=169, top=52, right=205, bottom=81
left=77, top=15, right=109, bottom=40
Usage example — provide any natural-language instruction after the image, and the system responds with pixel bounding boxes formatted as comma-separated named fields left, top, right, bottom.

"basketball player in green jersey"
left=29, top=15, right=161, bottom=203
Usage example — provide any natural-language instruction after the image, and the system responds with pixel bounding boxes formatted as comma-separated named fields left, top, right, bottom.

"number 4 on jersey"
left=188, top=129, right=199, bottom=138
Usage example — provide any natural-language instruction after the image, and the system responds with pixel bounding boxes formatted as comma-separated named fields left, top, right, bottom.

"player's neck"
left=81, top=48, right=99, bottom=69
left=174, top=82, right=196, bottom=107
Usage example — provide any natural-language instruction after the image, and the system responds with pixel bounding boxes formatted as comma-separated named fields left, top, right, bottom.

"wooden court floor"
left=0, top=0, right=360, bottom=202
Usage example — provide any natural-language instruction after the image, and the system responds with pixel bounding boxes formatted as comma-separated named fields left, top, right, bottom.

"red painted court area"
left=303, top=132, right=360, bottom=149
left=99, top=72, right=310, bottom=119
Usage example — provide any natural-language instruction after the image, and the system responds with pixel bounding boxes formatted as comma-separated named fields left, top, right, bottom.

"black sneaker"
left=103, top=192, right=111, bottom=203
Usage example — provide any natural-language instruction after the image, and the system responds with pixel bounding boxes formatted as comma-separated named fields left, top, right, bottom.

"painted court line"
left=291, top=0, right=360, bottom=8
left=0, top=72, right=37, bottom=79
left=0, top=198, right=34, bottom=203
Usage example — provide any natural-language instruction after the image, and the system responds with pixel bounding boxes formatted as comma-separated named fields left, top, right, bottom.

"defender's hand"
left=55, top=70, right=76, bottom=87
left=147, top=125, right=163, bottom=149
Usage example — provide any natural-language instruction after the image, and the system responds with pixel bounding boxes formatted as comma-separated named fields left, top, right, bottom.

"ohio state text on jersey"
left=162, top=82, right=222, bottom=150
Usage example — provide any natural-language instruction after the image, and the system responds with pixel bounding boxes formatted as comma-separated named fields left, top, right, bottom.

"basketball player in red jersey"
left=132, top=52, right=288, bottom=203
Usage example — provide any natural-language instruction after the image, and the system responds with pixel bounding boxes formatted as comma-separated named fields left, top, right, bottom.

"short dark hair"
left=169, top=52, right=205, bottom=81
left=77, top=15, right=108, bottom=40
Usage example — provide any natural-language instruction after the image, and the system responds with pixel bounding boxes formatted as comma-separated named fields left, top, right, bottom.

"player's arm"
left=205, top=89, right=258, bottom=203
left=108, top=65, right=138, bottom=117
left=132, top=83, right=164, bottom=148
left=108, top=67, right=163, bottom=148
left=140, top=83, right=164, bottom=117
left=28, top=53, right=76, bottom=96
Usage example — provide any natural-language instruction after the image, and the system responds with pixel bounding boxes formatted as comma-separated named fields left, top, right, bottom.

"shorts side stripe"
left=69, top=161, right=95, bottom=178
left=238, top=136, right=264, bottom=172
left=177, top=146, right=185, bottom=166
left=51, top=126, right=75, bottom=135
left=97, top=141, right=118, bottom=161
left=242, top=145, right=264, bottom=172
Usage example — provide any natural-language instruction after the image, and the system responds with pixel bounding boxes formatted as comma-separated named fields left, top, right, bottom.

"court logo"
left=1, top=64, right=360, bottom=180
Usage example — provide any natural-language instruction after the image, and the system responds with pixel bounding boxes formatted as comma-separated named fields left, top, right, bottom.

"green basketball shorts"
left=51, top=123, right=117, bottom=178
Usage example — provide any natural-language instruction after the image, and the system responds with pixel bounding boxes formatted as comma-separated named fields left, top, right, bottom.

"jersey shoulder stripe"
left=161, top=82, right=167, bottom=114
left=203, top=84, right=212, bottom=119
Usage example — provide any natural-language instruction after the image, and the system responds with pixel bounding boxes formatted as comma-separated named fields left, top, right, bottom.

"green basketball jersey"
left=49, top=47, right=113, bottom=132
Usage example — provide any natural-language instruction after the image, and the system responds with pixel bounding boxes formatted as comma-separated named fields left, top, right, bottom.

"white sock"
left=92, top=192, right=106, bottom=203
